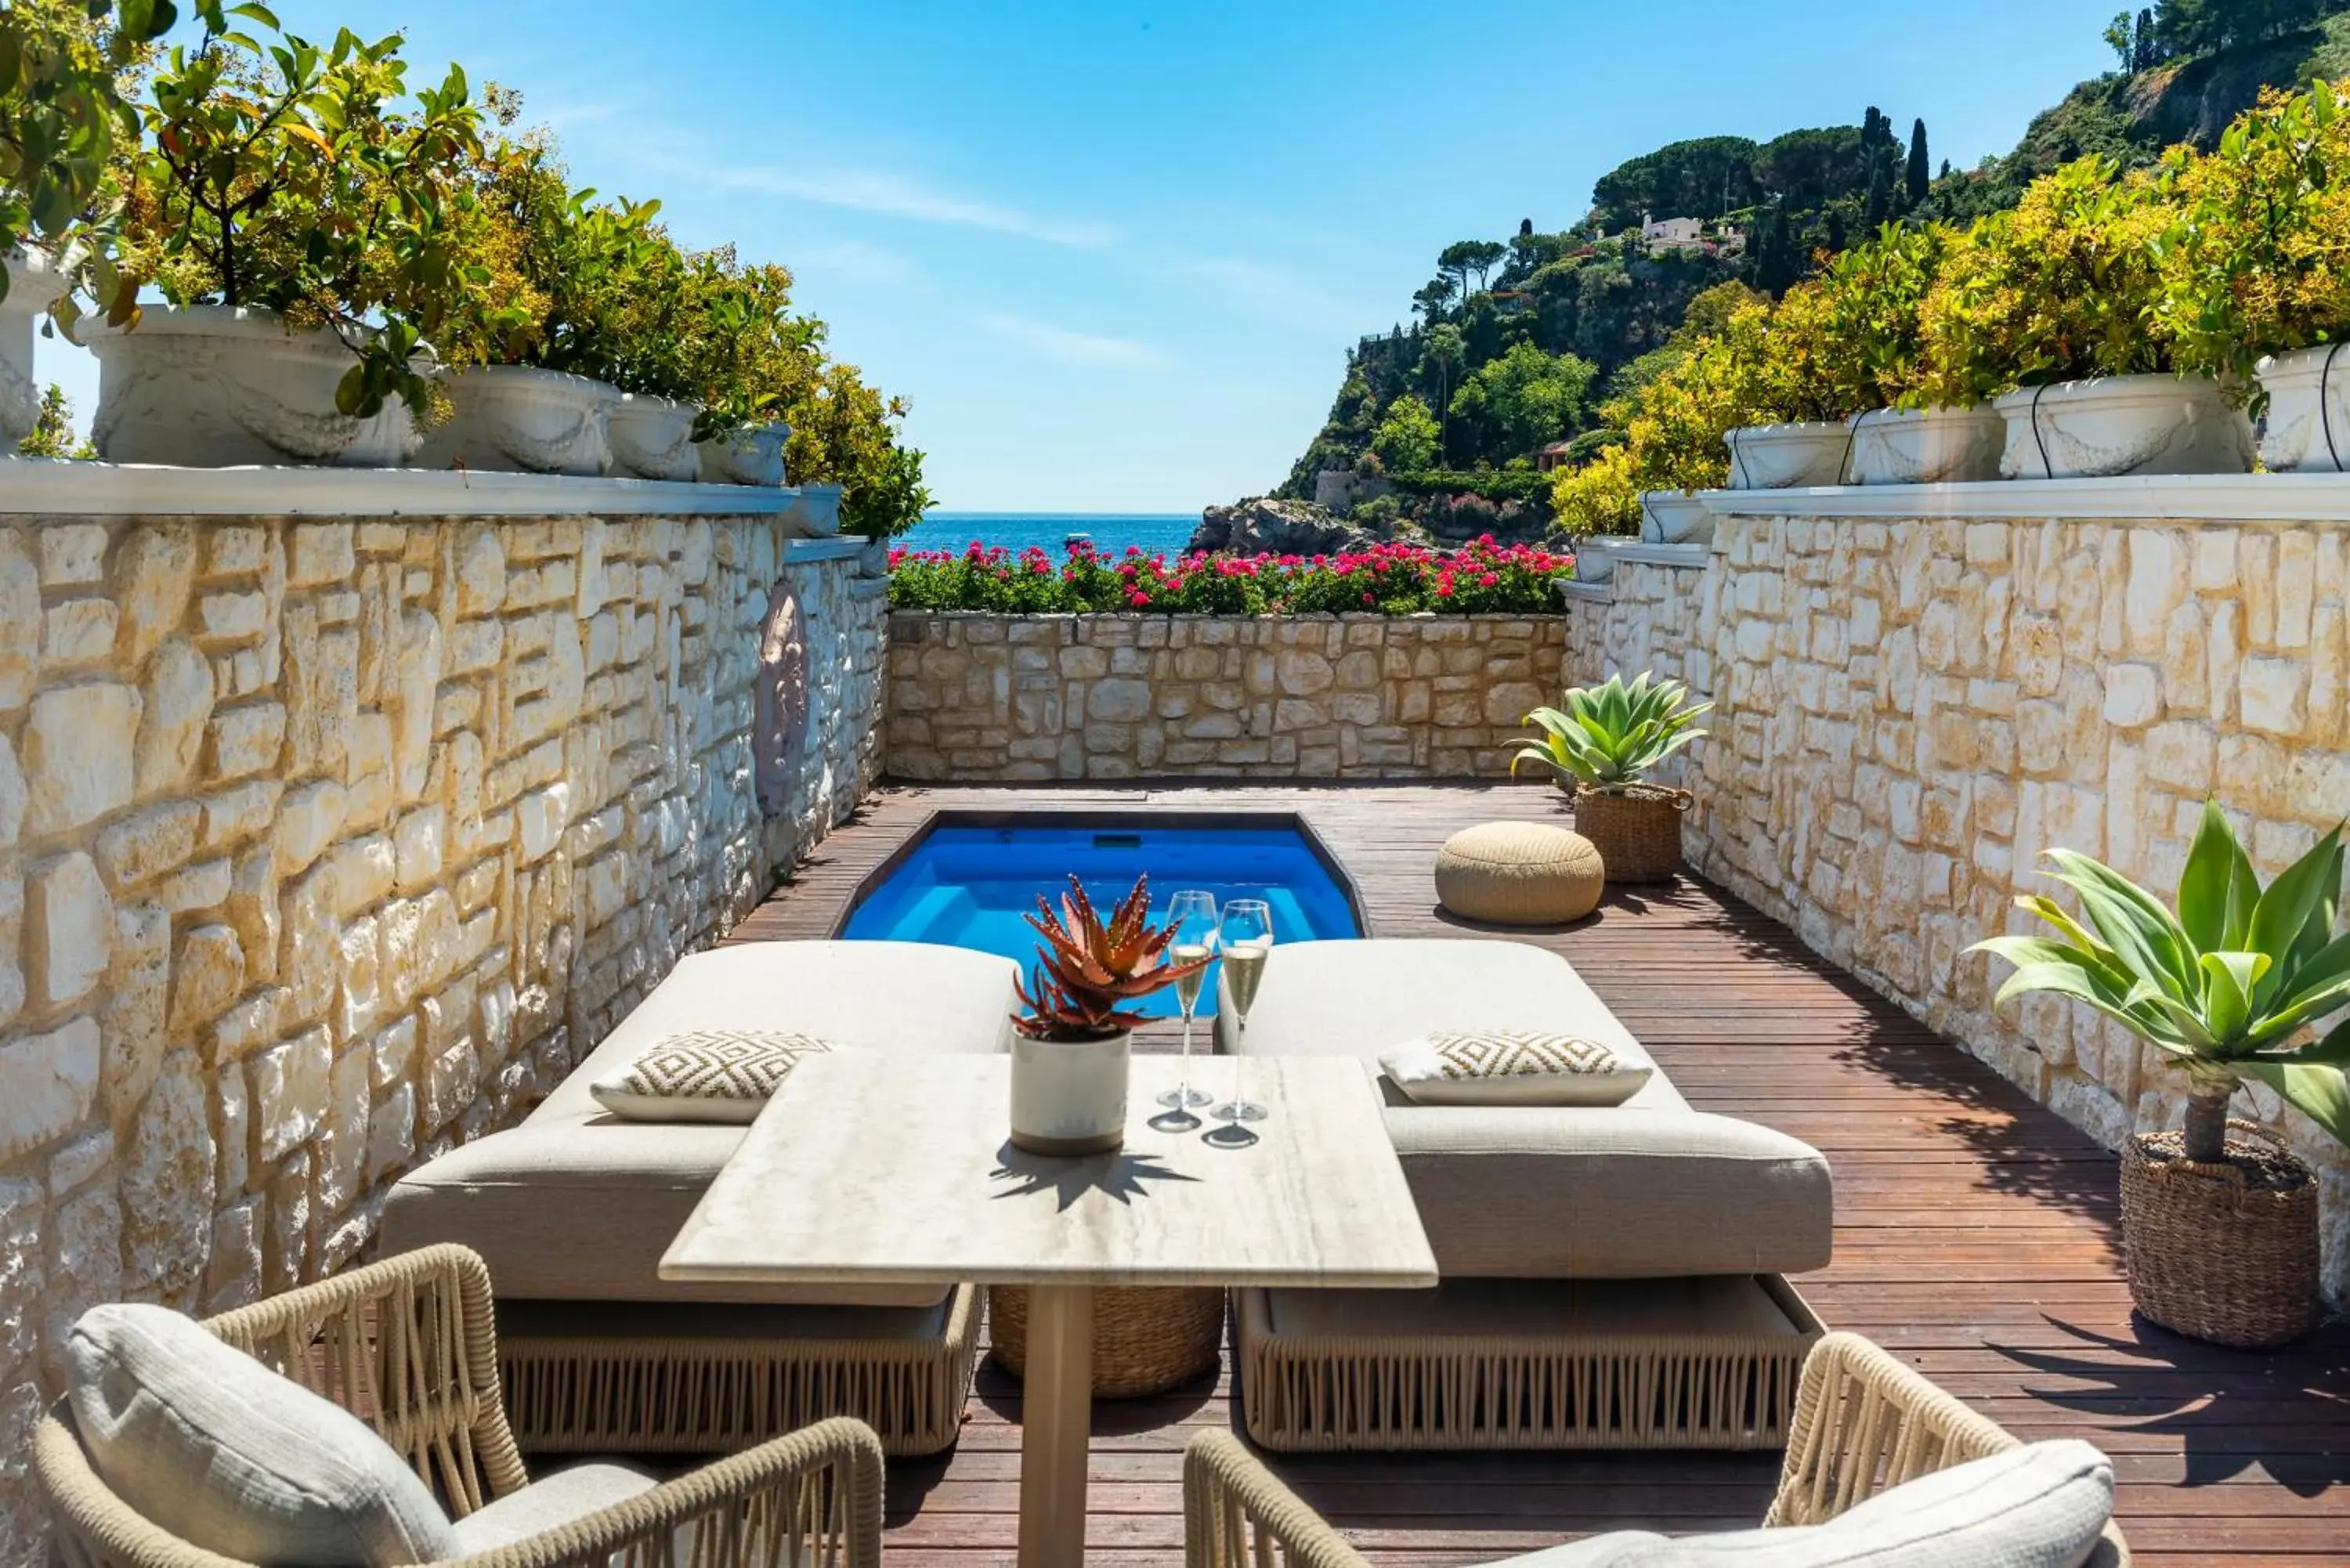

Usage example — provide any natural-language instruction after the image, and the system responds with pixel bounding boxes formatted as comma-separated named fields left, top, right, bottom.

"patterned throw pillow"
left=1379, top=1029, right=1651, bottom=1107
left=589, top=1031, right=833, bottom=1124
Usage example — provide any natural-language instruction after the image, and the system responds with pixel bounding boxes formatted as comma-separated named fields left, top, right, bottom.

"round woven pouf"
left=1434, top=821, right=1605, bottom=926
left=988, top=1284, right=1225, bottom=1398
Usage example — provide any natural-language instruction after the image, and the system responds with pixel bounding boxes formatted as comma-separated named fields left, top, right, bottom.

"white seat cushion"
left=450, top=1461, right=663, bottom=1555
left=1484, top=1440, right=2114, bottom=1566
left=67, top=1303, right=461, bottom=1567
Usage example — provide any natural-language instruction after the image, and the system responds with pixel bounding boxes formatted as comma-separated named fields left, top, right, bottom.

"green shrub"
left=1386, top=468, right=1553, bottom=504
left=1917, top=157, right=2180, bottom=406
left=121, top=6, right=486, bottom=417
left=1511, top=672, right=1711, bottom=790
left=2156, top=78, right=2350, bottom=400
left=1817, top=221, right=1957, bottom=408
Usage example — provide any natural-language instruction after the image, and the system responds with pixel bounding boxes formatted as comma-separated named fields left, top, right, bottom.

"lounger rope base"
left=1237, top=1274, right=1824, bottom=1453
left=498, top=1284, right=981, bottom=1459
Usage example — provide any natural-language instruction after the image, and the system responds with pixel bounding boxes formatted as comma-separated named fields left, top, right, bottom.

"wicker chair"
left=34, top=1245, right=884, bottom=1568
left=1185, top=1331, right=2131, bottom=1568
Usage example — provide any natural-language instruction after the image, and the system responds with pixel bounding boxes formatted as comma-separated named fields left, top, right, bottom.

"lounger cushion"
left=1379, top=1029, right=1650, bottom=1107
left=1491, top=1439, right=2113, bottom=1566
left=1220, top=941, right=1832, bottom=1278
left=383, top=941, right=1019, bottom=1310
left=66, top=1304, right=461, bottom=1567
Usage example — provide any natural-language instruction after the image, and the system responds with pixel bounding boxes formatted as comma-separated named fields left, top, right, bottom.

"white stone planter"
left=1724, top=420, right=1852, bottom=489
left=87, top=304, right=421, bottom=468
left=606, top=393, right=700, bottom=481
left=2, top=252, right=67, bottom=446
left=1995, top=374, right=2253, bottom=479
left=416, top=366, right=619, bottom=476
left=1639, top=490, right=1714, bottom=544
left=1008, top=1031, right=1130, bottom=1157
left=697, top=422, right=790, bottom=486
left=1846, top=404, right=2005, bottom=486
left=2254, top=345, right=2350, bottom=473
left=1571, top=536, right=1628, bottom=584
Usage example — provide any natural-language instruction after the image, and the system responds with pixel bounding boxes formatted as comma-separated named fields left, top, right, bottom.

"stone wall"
left=0, top=474, right=884, bottom=1553
left=1560, top=479, right=2350, bottom=1297
left=1560, top=544, right=1711, bottom=791
left=886, top=612, right=1567, bottom=781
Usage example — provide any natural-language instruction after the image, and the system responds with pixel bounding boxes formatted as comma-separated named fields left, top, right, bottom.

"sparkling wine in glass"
left=1212, top=899, right=1272, bottom=1129
left=1152, top=891, right=1219, bottom=1129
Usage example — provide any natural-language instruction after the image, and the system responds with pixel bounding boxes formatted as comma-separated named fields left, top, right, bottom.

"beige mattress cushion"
left=1217, top=941, right=1831, bottom=1278
left=382, top=941, right=1018, bottom=1310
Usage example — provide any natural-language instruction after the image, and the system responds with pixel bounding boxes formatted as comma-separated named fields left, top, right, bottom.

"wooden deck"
left=728, top=782, right=2350, bottom=1566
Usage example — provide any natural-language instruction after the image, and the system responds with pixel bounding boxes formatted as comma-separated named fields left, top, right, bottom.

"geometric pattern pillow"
left=588, top=1031, right=833, bottom=1124
left=1379, top=1029, right=1651, bottom=1107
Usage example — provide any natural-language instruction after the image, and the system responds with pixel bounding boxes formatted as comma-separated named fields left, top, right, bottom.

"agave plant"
left=1014, top=874, right=1210, bottom=1042
left=1510, top=672, right=1711, bottom=792
left=1972, top=801, right=2350, bottom=1164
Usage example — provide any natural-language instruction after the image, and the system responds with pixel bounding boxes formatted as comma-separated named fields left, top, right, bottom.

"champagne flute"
left=1211, top=899, right=1272, bottom=1127
left=1151, top=890, right=1219, bottom=1131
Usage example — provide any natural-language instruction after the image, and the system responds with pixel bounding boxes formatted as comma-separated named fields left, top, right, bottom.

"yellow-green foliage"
left=1917, top=157, right=2179, bottom=406
left=1549, top=443, right=1641, bottom=536
left=2157, top=78, right=2350, bottom=394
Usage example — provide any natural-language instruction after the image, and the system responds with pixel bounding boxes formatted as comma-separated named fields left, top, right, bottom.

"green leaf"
left=2178, top=800, right=2254, bottom=955
left=2247, top=825, right=2345, bottom=1003
left=2232, top=1060, right=2350, bottom=1149
left=2199, top=951, right=2263, bottom=1045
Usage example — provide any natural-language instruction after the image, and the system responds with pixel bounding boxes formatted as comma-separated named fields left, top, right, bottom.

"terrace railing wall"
left=0, top=462, right=886, bottom=1555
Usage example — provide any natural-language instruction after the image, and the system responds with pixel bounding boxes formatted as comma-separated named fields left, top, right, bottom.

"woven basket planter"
left=2120, top=1121, right=2319, bottom=1348
left=989, top=1284, right=1225, bottom=1398
left=1571, top=784, right=1690, bottom=883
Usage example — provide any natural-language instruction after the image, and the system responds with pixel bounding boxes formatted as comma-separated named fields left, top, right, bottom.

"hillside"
left=1271, top=8, right=2350, bottom=508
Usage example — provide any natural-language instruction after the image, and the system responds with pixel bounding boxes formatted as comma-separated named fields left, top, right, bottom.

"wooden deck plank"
left=725, top=782, right=2350, bottom=1565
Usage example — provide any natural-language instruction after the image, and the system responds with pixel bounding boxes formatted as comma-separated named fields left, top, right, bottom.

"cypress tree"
left=1864, top=157, right=1893, bottom=228
left=1905, top=119, right=1931, bottom=207
left=2132, top=6, right=2157, bottom=68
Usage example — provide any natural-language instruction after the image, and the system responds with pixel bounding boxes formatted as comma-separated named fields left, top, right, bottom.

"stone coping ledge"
left=886, top=609, right=1567, bottom=622
left=1695, top=472, right=2350, bottom=522
left=0, top=454, right=843, bottom=528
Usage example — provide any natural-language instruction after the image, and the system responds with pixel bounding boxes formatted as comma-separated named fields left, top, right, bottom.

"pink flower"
left=1361, top=591, right=1374, bottom=605
left=1436, top=581, right=1455, bottom=598
left=1129, top=591, right=1151, bottom=607
left=1480, top=573, right=1499, bottom=587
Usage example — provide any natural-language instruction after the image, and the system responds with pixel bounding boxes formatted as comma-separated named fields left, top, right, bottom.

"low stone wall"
left=886, top=612, right=1567, bottom=780
left=1561, top=479, right=2350, bottom=1297
left=0, top=467, right=883, bottom=1552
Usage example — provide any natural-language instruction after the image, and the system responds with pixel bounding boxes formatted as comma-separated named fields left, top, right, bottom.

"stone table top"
left=661, top=1053, right=1438, bottom=1289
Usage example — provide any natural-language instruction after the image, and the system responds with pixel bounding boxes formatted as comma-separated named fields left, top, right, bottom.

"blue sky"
left=41, top=0, right=2124, bottom=511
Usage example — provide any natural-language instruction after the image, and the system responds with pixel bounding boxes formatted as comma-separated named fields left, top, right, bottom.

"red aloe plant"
left=1014, top=873, right=1209, bottom=1040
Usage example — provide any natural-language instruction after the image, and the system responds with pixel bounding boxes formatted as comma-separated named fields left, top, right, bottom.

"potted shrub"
left=2154, top=81, right=2350, bottom=473
left=1719, top=286, right=1864, bottom=490
left=1511, top=672, right=1709, bottom=883
left=93, top=13, right=479, bottom=466
left=685, top=254, right=801, bottom=486
left=418, top=132, right=634, bottom=476
left=1010, top=874, right=1207, bottom=1157
left=598, top=225, right=703, bottom=481
left=1825, top=222, right=2007, bottom=485
left=1972, top=802, right=2348, bottom=1347
left=1919, top=157, right=2251, bottom=479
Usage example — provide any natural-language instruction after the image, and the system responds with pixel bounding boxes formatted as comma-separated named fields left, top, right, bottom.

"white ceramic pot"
left=1639, top=490, right=1714, bottom=544
left=1008, top=1031, right=1131, bottom=1157
left=697, top=422, right=790, bottom=486
left=87, top=304, right=421, bottom=467
left=1724, top=420, right=1852, bottom=489
left=1846, top=404, right=2006, bottom=485
left=2254, top=345, right=2350, bottom=473
left=1994, top=374, right=2253, bottom=479
left=1571, top=537, right=1625, bottom=584
left=2, top=252, right=67, bottom=446
left=607, top=393, right=700, bottom=481
left=416, top=365, right=619, bottom=476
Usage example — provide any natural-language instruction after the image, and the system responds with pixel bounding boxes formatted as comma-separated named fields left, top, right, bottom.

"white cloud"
left=978, top=313, right=1169, bottom=369
left=791, top=240, right=924, bottom=288
left=678, top=159, right=1112, bottom=247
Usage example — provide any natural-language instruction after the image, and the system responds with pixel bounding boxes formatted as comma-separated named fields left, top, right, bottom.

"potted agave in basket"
left=1972, top=803, right=2350, bottom=1347
left=1511, top=672, right=1709, bottom=884
left=1010, top=875, right=1209, bottom=1158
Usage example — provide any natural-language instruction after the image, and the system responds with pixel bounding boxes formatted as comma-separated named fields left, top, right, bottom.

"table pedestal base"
left=1018, top=1283, right=1096, bottom=1568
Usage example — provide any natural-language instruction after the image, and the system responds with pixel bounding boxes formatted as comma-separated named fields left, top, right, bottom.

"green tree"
left=1368, top=392, right=1440, bottom=471
left=1450, top=341, right=1598, bottom=459
left=1423, top=323, right=1466, bottom=457
left=1411, top=276, right=1454, bottom=323
left=2106, top=10, right=2138, bottom=69
left=2133, top=7, right=2160, bottom=70
left=15, top=382, right=74, bottom=457
left=1907, top=119, right=1932, bottom=207
left=1440, top=238, right=1507, bottom=296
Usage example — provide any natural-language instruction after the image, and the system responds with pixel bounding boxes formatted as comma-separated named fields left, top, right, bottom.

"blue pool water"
left=841, top=822, right=1361, bottom=1017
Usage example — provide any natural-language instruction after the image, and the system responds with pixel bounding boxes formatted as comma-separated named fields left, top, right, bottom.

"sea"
left=896, top=511, right=1201, bottom=558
